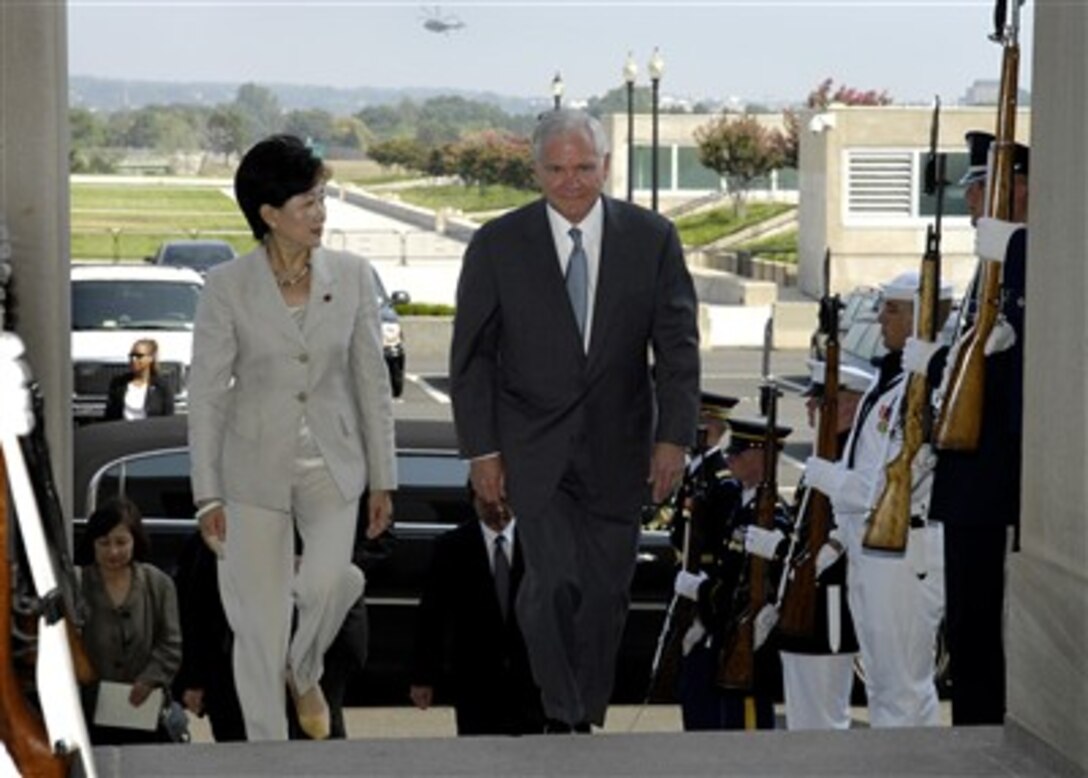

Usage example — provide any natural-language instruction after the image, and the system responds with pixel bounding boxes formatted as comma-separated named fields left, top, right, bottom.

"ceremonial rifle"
left=646, top=428, right=711, bottom=703
left=778, top=250, right=839, bottom=636
left=934, top=0, right=1025, bottom=450
left=0, top=334, right=96, bottom=777
left=19, top=383, right=95, bottom=685
left=864, top=99, right=947, bottom=552
left=717, top=383, right=780, bottom=690
left=0, top=448, right=65, bottom=777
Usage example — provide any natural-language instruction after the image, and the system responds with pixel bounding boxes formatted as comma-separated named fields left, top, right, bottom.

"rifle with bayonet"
left=717, top=382, right=781, bottom=690
left=646, top=428, right=711, bottom=703
left=864, top=98, right=947, bottom=552
left=778, top=250, right=839, bottom=636
left=934, top=0, right=1025, bottom=451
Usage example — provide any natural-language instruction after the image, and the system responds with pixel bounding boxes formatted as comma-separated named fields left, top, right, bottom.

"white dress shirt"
left=546, top=198, right=604, bottom=351
left=479, top=519, right=516, bottom=572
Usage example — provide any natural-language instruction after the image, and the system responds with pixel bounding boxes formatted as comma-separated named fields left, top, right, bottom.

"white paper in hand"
left=94, top=681, right=163, bottom=731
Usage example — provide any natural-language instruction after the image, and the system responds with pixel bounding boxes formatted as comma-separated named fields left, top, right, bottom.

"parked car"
left=71, top=416, right=677, bottom=705
left=372, top=268, right=409, bottom=398
left=149, top=239, right=238, bottom=275
left=71, top=264, right=203, bottom=422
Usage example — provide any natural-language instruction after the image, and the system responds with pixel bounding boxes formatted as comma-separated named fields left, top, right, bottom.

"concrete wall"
left=797, top=105, right=1031, bottom=296
left=0, top=0, right=72, bottom=509
left=1007, top=0, right=1088, bottom=771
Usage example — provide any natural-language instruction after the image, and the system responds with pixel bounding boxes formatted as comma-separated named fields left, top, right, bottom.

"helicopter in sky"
left=420, top=6, right=466, bottom=34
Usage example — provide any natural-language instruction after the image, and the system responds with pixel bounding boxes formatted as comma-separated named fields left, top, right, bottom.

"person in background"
left=76, top=497, right=182, bottom=745
left=904, top=132, right=1030, bottom=725
left=672, top=417, right=793, bottom=731
left=103, top=338, right=174, bottom=421
left=409, top=485, right=543, bottom=735
left=450, top=108, right=700, bottom=733
left=775, top=360, right=870, bottom=731
left=188, top=134, right=397, bottom=741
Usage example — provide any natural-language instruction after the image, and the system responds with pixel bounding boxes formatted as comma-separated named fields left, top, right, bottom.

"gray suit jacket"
left=188, top=245, right=397, bottom=511
left=450, top=196, right=699, bottom=519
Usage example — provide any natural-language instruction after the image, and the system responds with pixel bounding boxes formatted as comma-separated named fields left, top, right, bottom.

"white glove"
left=975, top=216, right=1023, bottom=263
left=804, top=456, right=845, bottom=501
left=984, top=317, right=1017, bottom=355
left=681, top=618, right=707, bottom=656
left=674, top=570, right=707, bottom=602
left=744, top=526, right=786, bottom=561
left=754, top=604, right=779, bottom=651
left=902, top=336, right=941, bottom=376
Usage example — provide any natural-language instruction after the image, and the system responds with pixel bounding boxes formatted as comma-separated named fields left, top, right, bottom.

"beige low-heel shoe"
left=288, top=673, right=330, bottom=740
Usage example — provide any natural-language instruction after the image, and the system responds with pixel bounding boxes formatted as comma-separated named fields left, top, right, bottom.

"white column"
left=1008, top=0, right=1088, bottom=771
left=0, top=0, right=72, bottom=511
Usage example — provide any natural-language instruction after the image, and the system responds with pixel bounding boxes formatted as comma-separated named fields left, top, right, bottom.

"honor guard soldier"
left=904, top=132, right=1030, bottom=726
left=672, top=417, right=792, bottom=731
left=776, top=359, right=872, bottom=731
left=804, top=271, right=953, bottom=728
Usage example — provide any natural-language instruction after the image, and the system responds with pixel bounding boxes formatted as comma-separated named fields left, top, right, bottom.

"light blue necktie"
left=566, top=227, right=588, bottom=336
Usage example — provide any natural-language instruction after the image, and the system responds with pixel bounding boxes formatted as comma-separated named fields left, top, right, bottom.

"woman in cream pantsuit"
left=188, top=135, right=397, bottom=742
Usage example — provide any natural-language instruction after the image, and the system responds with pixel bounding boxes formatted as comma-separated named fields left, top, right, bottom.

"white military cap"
left=880, top=270, right=954, bottom=302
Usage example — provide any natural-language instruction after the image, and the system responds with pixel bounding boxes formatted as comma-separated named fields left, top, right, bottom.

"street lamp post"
left=551, top=71, right=564, bottom=110
left=623, top=52, right=638, bottom=202
left=648, top=48, right=665, bottom=212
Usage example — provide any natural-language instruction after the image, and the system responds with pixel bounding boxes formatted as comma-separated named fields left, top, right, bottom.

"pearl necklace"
left=275, top=261, right=311, bottom=287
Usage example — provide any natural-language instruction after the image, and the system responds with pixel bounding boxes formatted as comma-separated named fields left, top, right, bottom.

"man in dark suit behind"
left=408, top=492, right=543, bottom=735
left=450, top=108, right=700, bottom=731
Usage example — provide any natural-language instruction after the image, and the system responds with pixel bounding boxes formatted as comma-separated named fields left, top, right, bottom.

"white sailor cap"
left=880, top=270, right=954, bottom=302
left=803, top=358, right=874, bottom=396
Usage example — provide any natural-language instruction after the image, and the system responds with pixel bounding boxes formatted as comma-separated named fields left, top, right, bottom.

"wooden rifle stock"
left=935, top=1, right=1022, bottom=451
left=0, top=453, right=66, bottom=778
left=866, top=219, right=943, bottom=551
left=779, top=301, right=839, bottom=636
left=717, top=385, right=779, bottom=690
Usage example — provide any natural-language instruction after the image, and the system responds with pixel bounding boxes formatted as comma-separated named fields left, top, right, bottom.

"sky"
left=66, top=1, right=1034, bottom=107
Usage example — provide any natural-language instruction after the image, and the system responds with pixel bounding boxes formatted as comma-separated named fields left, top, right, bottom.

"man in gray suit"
left=450, top=109, right=700, bottom=731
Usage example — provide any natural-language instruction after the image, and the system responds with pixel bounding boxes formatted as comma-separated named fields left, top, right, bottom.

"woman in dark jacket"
left=104, top=338, right=174, bottom=420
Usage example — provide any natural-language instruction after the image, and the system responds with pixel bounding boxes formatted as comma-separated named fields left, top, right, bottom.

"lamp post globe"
left=551, top=71, right=564, bottom=110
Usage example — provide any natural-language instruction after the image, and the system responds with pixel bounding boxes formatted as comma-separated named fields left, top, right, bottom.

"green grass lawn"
left=71, top=183, right=252, bottom=260
left=738, top=228, right=798, bottom=264
left=674, top=202, right=794, bottom=247
left=393, top=183, right=538, bottom=215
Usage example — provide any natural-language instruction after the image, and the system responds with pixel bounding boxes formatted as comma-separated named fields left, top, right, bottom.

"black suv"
left=72, top=417, right=675, bottom=705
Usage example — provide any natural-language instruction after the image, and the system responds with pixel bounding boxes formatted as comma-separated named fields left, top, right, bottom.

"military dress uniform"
left=922, top=132, right=1029, bottom=725
left=674, top=419, right=791, bottom=731
left=807, top=349, right=946, bottom=727
left=775, top=361, right=872, bottom=731
left=776, top=441, right=860, bottom=731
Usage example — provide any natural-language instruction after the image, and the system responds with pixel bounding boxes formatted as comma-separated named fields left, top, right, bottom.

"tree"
left=284, top=109, right=336, bottom=146
left=367, top=137, right=428, bottom=172
left=206, top=107, right=249, bottom=164
left=233, top=83, right=282, bottom=142
left=779, top=78, right=894, bottom=167
left=694, top=113, right=785, bottom=216
left=449, top=131, right=534, bottom=192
